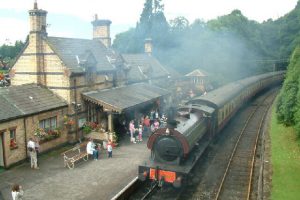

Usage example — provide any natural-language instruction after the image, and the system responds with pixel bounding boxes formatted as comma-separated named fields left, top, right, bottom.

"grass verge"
left=270, top=107, right=300, bottom=200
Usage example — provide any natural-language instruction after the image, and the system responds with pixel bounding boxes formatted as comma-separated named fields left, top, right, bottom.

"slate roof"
left=122, top=54, right=170, bottom=83
left=46, top=37, right=121, bottom=73
left=0, top=84, right=68, bottom=122
left=82, top=83, right=170, bottom=113
left=163, top=65, right=181, bottom=79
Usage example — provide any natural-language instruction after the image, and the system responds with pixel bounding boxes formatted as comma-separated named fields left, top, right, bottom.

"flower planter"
left=39, top=136, right=60, bottom=144
left=34, top=127, right=61, bottom=144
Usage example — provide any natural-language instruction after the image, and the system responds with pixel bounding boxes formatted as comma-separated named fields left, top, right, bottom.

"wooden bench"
left=61, top=142, right=89, bottom=169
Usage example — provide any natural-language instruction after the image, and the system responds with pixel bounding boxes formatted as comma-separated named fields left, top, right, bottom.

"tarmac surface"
left=0, top=135, right=149, bottom=200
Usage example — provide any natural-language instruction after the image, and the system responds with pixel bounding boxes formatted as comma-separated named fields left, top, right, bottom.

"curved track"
left=112, top=88, right=278, bottom=200
left=214, top=89, right=276, bottom=200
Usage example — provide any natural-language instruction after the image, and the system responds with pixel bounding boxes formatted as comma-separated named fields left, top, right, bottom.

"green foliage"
left=82, top=124, right=92, bottom=134
left=114, top=2, right=292, bottom=86
left=113, top=0, right=170, bottom=54
left=112, top=28, right=141, bottom=53
left=270, top=107, right=300, bottom=200
left=0, top=40, right=25, bottom=68
left=276, top=45, right=300, bottom=127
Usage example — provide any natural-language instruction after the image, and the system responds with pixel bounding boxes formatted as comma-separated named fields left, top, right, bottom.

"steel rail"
left=111, top=177, right=139, bottom=200
left=141, top=181, right=159, bottom=200
left=215, top=92, right=275, bottom=200
left=246, top=93, right=276, bottom=200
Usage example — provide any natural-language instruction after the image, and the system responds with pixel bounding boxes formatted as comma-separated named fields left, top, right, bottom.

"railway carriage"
left=138, top=71, right=285, bottom=187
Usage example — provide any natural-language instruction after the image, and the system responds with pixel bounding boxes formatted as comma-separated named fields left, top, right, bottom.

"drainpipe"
left=23, top=117, right=28, bottom=158
left=74, top=79, right=79, bottom=142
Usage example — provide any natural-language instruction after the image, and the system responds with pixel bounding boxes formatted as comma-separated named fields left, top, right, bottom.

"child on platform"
left=138, top=124, right=143, bottom=142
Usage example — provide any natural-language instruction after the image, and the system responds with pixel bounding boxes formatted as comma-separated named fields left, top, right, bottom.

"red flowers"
left=10, top=139, right=17, bottom=148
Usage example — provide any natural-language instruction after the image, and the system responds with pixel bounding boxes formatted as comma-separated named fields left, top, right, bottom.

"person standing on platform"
left=150, top=110, right=154, bottom=124
left=140, top=115, right=144, bottom=126
left=107, top=140, right=113, bottom=158
left=11, top=184, right=24, bottom=200
left=138, top=124, right=143, bottom=142
left=27, top=138, right=38, bottom=169
left=129, top=120, right=136, bottom=143
left=34, top=138, right=40, bottom=167
left=155, top=110, right=159, bottom=120
left=154, top=120, right=160, bottom=131
left=143, top=116, right=150, bottom=135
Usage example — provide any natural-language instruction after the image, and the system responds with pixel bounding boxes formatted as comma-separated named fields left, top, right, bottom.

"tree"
left=276, top=45, right=300, bottom=126
left=170, top=16, right=189, bottom=32
left=114, top=0, right=169, bottom=53
left=0, top=40, right=25, bottom=70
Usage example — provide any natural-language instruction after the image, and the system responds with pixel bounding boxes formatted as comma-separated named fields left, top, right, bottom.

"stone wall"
left=0, top=107, right=68, bottom=168
left=0, top=118, right=26, bottom=168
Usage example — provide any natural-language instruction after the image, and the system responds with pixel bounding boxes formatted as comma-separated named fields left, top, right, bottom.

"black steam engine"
left=138, top=71, right=285, bottom=187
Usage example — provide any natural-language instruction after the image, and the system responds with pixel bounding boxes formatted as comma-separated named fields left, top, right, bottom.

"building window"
left=39, top=116, right=57, bottom=130
left=87, top=104, right=97, bottom=122
left=9, top=128, right=18, bottom=149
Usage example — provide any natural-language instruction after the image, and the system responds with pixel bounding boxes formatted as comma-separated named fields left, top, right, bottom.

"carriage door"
left=0, top=132, right=4, bottom=167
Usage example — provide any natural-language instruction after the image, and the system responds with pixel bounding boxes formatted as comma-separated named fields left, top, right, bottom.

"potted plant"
left=82, top=123, right=92, bottom=135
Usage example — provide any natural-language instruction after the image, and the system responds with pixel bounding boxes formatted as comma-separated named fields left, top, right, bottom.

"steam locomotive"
left=138, top=71, right=285, bottom=187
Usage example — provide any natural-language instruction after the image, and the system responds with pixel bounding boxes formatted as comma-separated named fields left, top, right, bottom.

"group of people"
left=128, top=109, right=168, bottom=143
left=86, top=138, right=113, bottom=160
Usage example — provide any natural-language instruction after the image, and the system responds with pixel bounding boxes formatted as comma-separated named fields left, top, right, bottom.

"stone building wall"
left=0, top=118, right=26, bottom=168
left=11, top=41, right=71, bottom=104
left=0, top=107, right=68, bottom=168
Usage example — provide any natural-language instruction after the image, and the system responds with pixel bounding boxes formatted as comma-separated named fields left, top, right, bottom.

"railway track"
left=214, top=89, right=276, bottom=200
left=180, top=88, right=279, bottom=200
left=112, top=88, right=278, bottom=200
left=111, top=177, right=181, bottom=200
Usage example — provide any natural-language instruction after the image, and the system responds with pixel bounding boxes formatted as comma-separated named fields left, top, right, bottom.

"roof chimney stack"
left=34, top=0, right=38, bottom=9
left=144, top=38, right=153, bottom=55
left=29, top=0, right=47, bottom=35
left=91, top=15, right=112, bottom=48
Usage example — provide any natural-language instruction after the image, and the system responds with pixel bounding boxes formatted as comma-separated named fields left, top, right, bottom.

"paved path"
left=0, top=136, right=149, bottom=200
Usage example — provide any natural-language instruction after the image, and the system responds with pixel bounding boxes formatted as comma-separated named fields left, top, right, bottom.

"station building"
left=0, top=2, right=173, bottom=168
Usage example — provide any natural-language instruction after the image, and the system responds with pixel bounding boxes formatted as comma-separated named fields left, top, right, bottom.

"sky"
left=0, top=0, right=298, bottom=45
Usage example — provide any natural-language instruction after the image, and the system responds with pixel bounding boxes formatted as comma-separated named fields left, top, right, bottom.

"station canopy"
left=82, top=83, right=170, bottom=113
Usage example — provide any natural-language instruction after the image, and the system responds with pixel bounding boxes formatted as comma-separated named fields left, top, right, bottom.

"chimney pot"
left=34, top=0, right=38, bottom=9
left=144, top=38, right=153, bottom=55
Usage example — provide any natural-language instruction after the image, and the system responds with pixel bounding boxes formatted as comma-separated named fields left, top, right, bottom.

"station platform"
left=0, top=135, right=149, bottom=200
